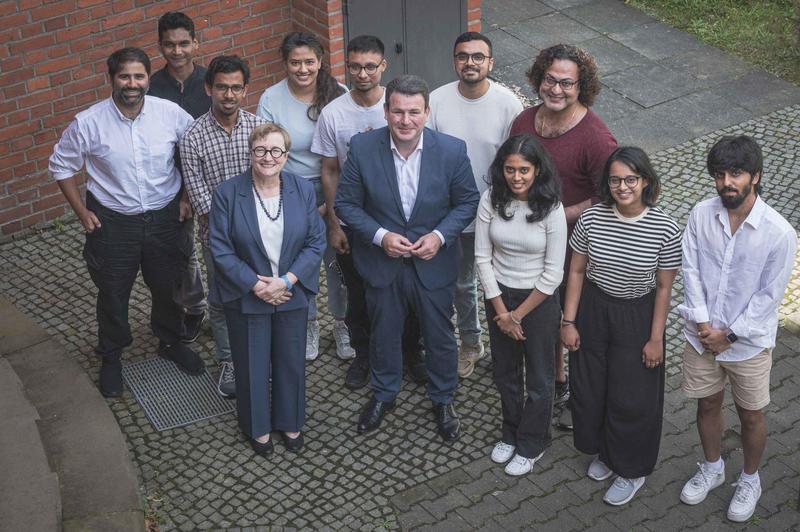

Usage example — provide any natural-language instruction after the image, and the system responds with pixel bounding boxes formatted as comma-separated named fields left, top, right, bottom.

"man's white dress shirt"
left=678, top=196, right=797, bottom=362
left=49, top=96, right=193, bottom=214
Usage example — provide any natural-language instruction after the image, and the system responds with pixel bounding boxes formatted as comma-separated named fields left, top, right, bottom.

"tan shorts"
left=681, top=342, right=772, bottom=410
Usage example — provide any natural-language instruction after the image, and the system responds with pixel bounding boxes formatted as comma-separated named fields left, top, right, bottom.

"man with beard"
left=179, top=55, right=266, bottom=398
left=428, top=32, right=523, bottom=379
left=148, top=11, right=211, bottom=345
left=312, top=35, right=425, bottom=389
left=677, top=135, right=796, bottom=523
left=49, top=47, right=201, bottom=397
left=510, top=44, right=618, bottom=423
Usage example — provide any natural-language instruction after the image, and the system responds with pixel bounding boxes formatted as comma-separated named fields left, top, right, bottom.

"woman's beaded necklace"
left=252, top=178, right=283, bottom=221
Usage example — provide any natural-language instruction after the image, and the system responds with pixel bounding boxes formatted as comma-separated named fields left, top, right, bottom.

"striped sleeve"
left=658, top=213, right=683, bottom=270
left=569, top=208, right=591, bottom=254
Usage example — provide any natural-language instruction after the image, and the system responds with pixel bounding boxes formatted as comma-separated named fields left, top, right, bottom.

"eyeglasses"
left=347, top=61, right=383, bottom=75
left=213, top=83, right=245, bottom=95
left=252, top=146, right=287, bottom=158
left=454, top=52, right=490, bottom=65
left=541, top=75, right=579, bottom=91
left=608, top=175, right=642, bottom=188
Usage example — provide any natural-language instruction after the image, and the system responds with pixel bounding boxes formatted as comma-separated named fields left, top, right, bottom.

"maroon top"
left=510, top=105, right=617, bottom=212
left=510, top=104, right=618, bottom=279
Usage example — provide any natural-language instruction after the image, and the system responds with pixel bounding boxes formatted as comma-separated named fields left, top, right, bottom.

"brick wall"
left=0, top=0, right=480, bottom=240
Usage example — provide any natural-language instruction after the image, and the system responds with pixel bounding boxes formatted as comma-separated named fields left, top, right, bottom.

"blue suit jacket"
left=208, top=169, right=325, bottom=314
left=335, top=127, right=479, bottom=290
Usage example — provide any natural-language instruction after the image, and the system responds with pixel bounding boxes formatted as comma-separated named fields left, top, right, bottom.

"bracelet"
left=509, top=311, right=521, bottom=325
left=561, top=319, right=576, bottom=327
left=280, top=275, right=294, bottom=290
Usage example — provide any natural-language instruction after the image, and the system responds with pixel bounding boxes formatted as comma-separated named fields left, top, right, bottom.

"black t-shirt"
left=148, top=64, right=211, bottom=119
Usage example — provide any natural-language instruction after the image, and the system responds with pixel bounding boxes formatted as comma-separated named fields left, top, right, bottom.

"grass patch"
left=625, top=0, right=800, bottom=84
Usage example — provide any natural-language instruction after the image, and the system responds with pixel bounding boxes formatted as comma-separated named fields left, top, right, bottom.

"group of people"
left=48, top=11, right=796, bottom=523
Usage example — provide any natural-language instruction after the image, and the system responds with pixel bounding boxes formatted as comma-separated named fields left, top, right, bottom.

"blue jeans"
left=308, top=177, right=347, bottom=322
left=202, top=246, right=232, bottom=362
left=455, top=233, right=481, bottom=346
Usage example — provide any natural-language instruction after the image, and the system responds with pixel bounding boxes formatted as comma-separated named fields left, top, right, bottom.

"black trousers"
left=570, top=282, right=665, bottom=478
left=336, top=226, right=421, bottom=364
left=487, top=285, right=560, bottom=458
left=84, top=192, right=188, bottom=358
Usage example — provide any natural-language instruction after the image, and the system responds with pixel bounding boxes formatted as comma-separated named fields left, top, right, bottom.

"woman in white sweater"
left=475, top=134, right=567, bottom=476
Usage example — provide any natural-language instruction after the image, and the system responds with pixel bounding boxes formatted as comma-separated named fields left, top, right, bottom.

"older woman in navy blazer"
left=209, top=123, right=325, bottom=457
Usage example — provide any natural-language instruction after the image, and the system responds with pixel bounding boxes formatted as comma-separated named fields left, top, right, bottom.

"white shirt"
left=310, top=89, right=386, bottom=165
left=428, top=80, right=523, bottom=232
left=49, top=96, right=193, bottom=214
left=474, top=190, right=567, bottom=299
left=678, top=196, right=797, bottom=362
left=253, top=193, right=284, bottom=277
left=371, top=133, right=445, bottom=249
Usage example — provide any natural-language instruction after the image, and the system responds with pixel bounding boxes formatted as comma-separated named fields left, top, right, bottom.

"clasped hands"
left=697, top=323, right=731, bottom=356
left=381, top=231, right=441, bottom=260
left=252, top=275, right=293, bottom=306
left=495, top=311, right=526, bottom=341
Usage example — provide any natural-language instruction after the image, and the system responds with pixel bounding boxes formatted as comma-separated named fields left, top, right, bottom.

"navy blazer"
left=208, top=169, right=325, bottom=314
left=335, top=127, right=479, bottom=290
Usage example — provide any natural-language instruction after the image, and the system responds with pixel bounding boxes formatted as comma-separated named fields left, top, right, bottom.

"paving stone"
left=484, top=29, right=539, bottom=69
left=492, top=60, right=537, bottom=101
left=659, top=47, right=756, bottom=88
left=609, top=22, right=708, bottom=61
left=505, top=13, right=601, bottom=49
left=563, top=0, right=656, bottom=35
left=481, top=0, right=553, bottom=28
left=602, top=63, right=704, bottom=109
left=591, top=85, right=644, bottom=124
left=605, top=110, right=692, bottom=154
left=579, top=35, right=652, bottom=76
left=714, top=69, right=800, bottom=116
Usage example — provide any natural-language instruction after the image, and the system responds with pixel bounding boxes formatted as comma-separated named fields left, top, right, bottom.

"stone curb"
left=0, top=296, right=145, bottom=532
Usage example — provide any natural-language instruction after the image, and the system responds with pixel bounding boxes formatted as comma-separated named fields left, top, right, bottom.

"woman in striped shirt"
left=560, top=146, right=681, bottom=505
left=475, top=134, right=567, bottom=476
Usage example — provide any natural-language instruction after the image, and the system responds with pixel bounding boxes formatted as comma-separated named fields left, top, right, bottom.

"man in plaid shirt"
left=179, top=55, right=266, bottom=398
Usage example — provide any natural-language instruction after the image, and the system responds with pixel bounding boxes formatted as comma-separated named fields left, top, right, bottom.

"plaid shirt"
left=179, top=109, right=266, bottom=244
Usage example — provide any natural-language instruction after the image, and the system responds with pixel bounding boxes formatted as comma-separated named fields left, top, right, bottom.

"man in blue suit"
left=335, top=75, right=479, bottom=441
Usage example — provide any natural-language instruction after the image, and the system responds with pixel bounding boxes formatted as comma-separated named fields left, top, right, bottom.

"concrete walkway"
left=1, top=0, right=799, bottom=530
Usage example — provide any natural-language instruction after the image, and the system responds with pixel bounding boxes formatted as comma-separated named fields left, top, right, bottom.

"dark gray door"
left=344, top=0, right=467, bottom=91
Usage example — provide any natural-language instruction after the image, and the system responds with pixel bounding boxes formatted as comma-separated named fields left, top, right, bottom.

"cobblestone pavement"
left=1, top=105, right=799, bottom=529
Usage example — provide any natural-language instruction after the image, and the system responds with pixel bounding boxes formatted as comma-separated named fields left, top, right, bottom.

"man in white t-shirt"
left=428, top=32, right=523, bottom=379
left=311, top=35, right=425, bottom=390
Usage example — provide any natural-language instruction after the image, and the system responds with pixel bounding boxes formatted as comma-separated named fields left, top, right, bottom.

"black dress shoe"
left=433, top=402, right=461, bottom=442
left=357, top=397, right=395, bottom=434
left=250, top=437, right=274, bottom=457
left=282, top=432, right=304, bottom=453
left=99, top=356, right=123, bottom=398
left=159, top=342, right=204, bottom=375
left=181, top=312, right=206, bottom=343
left=344, top=357, right=370, bottom=390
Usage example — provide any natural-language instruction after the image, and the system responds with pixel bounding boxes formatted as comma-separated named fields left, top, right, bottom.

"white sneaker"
left=306, top=320, right=320, bottom=361
left=727, top=475, right=762, bottom=522
left=333, top=319, right=356, bottom=360
left=680, top=462, right=725, bottom=505
left=504, top=451, right=544, bottom=476
left=603, top=476, right=645, bottom=506
left=490, top=441, right=515, bottom=463
left=588, top=457, right=614, bottom=481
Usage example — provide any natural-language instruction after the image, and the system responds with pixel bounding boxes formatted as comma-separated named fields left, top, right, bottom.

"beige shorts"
left=681, top=342, right=772, bottom=410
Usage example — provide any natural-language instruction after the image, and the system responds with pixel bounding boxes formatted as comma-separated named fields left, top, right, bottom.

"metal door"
left=344, top=0, right=467, bottom=91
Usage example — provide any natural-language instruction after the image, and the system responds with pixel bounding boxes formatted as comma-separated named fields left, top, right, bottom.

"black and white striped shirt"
left=570, top=204, right=682, bottom=298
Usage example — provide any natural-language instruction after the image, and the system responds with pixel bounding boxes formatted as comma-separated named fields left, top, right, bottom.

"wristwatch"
left=726, top=331, right=738, bottom=344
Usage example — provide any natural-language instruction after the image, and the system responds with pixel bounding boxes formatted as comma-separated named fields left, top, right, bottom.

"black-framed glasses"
left=252, top=146, right=287, bottom=158
left=213, top=83, right=245, bottom=95
left=609, top=175, right=642, bottom=188
left=454, top=52, right=490, bottom=64
left=541, top=74, right=579, bottom=91
left=347, top=61, right=382, bottom=75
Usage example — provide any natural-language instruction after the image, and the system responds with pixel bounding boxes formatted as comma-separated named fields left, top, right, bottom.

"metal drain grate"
left=122, top=357, right=235, bottom=431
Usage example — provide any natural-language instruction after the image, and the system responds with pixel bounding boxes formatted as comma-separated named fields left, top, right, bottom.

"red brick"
left=36, top=54, right=80, bottom=75
left=17, top=88, right=61, bottom=110
left=44, top=205, right=67, bottom=221
left=13, top=162, right=38, bottom=178
left=0, top=56, right=24, bottom=73
left=17, top=188, right=39, bottom=203
left=213, top=6, right=250, bottom=25
left=77, top=0, right=106, bottom=7
left=0, top=204, right=32, bottom=225
left=7, top=172, right=46, bottom=193
left=63, top=74, right=104, bottom=97
left=3, top=82, right=26, bottom=99
left=30, top=0, right=75, bottom=21
left=112, top=0, right=134, bottom=13
left=34, top=192, right=67, bottom=211
left=25, top=143, right=54, bottom=162
left=44, top=16, right=68, bottom=31
left=0, top=195, right=17, bottom=210
left=1, top=220, right=23, bottom=235
left=57, top=21, right=101, bottom=44
left=21, top=211, right=45, bottom=228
